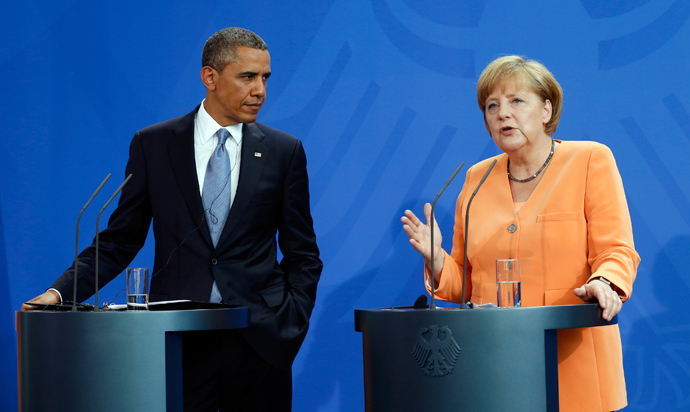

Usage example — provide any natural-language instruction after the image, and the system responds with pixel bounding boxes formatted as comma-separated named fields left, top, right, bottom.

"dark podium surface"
left=355, top=304, right=617, bottom=412
left=16, top=308, right=250, bottom=412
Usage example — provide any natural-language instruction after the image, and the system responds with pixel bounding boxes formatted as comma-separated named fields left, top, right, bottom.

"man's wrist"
left=47, top=288, right=63, bottom=304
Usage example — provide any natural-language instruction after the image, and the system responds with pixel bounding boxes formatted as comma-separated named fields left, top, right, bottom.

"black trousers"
left=181, top=329, right=292, bottom=412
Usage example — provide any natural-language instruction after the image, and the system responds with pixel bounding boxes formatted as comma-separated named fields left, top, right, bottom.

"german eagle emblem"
left=412, top=325, right=461, bottom=377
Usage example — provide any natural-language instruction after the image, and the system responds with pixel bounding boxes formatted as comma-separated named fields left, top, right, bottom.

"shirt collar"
left=198, top=99, right=243, bottom=144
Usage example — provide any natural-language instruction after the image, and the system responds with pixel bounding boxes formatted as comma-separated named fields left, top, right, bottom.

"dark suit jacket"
left=52, top=106, right=323, bottom=370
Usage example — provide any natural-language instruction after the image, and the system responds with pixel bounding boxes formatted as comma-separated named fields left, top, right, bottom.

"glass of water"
left=496, top=259, right=521, bottom=308
left=126, top=267, right=149, bottom=311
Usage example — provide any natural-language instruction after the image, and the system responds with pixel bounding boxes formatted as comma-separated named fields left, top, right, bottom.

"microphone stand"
left=429, top=162, right=464, bottom=310
left=461, top=159, right=497, bottom=309
left=94, top=174, right=132, bottom=311
left=73, top=174, right=111, bottom=311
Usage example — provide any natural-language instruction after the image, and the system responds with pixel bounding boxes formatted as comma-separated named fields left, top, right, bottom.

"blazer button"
left=211, top=258, right=218, bottom=265
left=508, top=224, right=517, bottom=233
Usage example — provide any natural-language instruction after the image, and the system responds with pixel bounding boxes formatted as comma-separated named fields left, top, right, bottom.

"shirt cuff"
left=47, top=288, right=63, bottom=304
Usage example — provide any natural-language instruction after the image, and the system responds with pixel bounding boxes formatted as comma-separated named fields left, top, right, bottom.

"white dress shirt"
left=195, top=100, right=243, bottom=204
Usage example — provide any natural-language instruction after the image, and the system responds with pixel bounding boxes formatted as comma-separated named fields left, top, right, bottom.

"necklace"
left=507, top=139, right=555, bottom=183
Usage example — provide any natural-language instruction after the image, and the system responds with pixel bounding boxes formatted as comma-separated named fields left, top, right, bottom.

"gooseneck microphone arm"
left=94, top=174, right=132, bottom=312
left=429, top=162, right=464, bottom=310
left=461, top=159, right=497, bottom=309
left=73, top=174, right=111, bottom=311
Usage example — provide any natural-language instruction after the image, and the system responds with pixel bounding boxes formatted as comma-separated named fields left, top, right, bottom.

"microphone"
left=413, top=294, right=428, bottom=309
left=94, top=174, right=133, bottom=311
left=429, top=162, right=464, bottom=310
left=461, top=159, right=497, bottom=309
left=72, top=174, right=111, bottom=311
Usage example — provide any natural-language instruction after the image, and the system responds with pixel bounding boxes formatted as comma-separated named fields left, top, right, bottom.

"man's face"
left=202, top=46, right=271, bottom=126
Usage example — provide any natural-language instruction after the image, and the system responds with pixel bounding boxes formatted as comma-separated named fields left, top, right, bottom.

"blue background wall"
left=2, top=0, right=690, bottom=410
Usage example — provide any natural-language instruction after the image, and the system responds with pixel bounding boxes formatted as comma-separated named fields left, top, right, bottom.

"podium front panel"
left=17, top=308, right=249, bottom=412
left=355, top=304, right=616, bottom=412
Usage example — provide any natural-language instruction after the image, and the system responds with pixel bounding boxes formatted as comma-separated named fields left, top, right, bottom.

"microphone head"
left=414, top=294, right=428, bottom=309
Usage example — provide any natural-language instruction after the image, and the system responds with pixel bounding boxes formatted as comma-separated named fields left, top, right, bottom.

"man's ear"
left=200, top=66, right=217, bottom=91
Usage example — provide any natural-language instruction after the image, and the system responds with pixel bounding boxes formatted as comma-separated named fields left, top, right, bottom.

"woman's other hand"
left=574, top=279, right=623, bottom=321
left=402, top=203, right=445, bottom=279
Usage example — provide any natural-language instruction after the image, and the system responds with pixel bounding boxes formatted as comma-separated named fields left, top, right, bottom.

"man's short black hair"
left=202, top=27, right=268, bottom=72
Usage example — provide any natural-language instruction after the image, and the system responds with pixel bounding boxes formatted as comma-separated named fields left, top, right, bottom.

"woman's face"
left=484, top=81, right=552, bottom=154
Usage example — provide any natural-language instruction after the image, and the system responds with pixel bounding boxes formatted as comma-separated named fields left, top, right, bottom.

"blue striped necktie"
left=202, top=128, right=232, bottom=302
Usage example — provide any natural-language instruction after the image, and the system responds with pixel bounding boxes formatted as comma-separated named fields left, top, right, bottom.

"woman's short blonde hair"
left=476, top=55, right=563, bottom=136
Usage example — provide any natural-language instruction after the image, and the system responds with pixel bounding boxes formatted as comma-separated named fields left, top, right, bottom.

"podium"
left=16, top=308, right=250, bottom=412
left=355, top=304, right=617, bottom=412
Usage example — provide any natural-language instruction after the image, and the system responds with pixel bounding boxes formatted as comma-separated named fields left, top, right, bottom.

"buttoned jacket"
left=430, top=140, right=639, bottom=411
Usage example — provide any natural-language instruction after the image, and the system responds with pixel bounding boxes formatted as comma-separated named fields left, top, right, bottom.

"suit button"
left=508, top=224, right=517, bottom=233
left=211, top=258, right=218, bottom=265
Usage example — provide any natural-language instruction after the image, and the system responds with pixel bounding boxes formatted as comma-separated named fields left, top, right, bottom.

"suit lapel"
left=217, top=122, right=268, bottom=247
left=167, top=106, right=213, bottom=245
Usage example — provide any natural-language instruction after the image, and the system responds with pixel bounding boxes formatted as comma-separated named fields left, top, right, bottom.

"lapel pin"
left=255, top=152, right=262, bottom=157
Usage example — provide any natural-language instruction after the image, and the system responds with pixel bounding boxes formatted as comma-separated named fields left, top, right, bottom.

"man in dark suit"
left=22, top=27, right=322, bottom=411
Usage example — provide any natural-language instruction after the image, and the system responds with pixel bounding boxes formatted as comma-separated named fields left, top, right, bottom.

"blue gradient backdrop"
left=2, top=0, right=689, bottom=410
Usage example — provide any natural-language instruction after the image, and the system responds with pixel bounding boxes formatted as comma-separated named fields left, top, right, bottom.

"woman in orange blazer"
left=402, top=56, right=639, bottom=412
